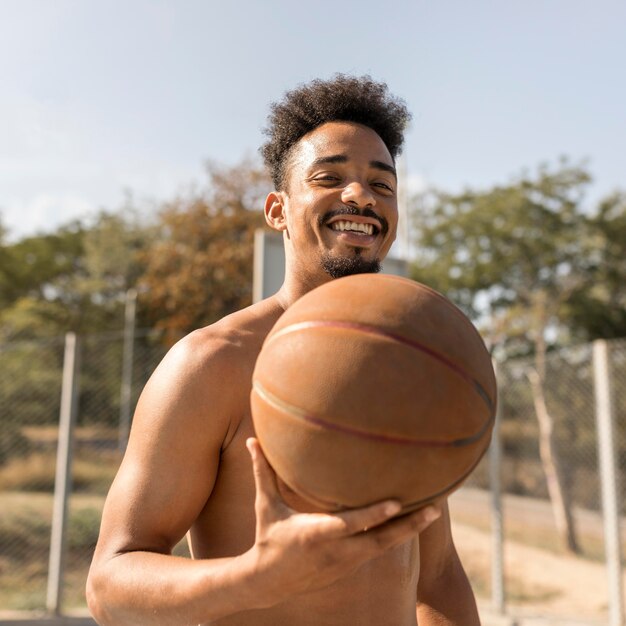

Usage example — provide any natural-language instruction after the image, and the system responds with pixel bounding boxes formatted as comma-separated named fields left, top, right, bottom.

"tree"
left=139, top=160, right=268, bottom=339
left=0, top=215, right=13, bottom=307
left=0, top=207, right=153, bottom=341
left=566, top=191, right=626, bottom=340
left=0, top=222, right=87, bottom=340
left=74, top=206, right=155, bottom=331
left=410, top=160, right=613, bottom=555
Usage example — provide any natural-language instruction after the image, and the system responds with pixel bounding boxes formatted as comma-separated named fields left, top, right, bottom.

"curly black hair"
left=260, top=74, right=411, bottom=190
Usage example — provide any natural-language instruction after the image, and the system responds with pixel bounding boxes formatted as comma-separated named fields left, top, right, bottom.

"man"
left=87, top=75, right=481, bottom=625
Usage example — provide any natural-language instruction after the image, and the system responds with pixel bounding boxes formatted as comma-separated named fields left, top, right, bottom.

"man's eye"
left=374, top=182, right=394, bottom=192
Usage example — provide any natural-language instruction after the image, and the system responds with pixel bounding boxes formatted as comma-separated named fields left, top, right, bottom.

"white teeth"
left=330, top=221, right=374, bottom=235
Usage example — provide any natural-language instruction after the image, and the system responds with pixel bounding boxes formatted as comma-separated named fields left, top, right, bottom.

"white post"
left=118, top=288, right=137, bottom=452
left=252, top=229, right=266, bottom=304
left=489, top=360, right=505, bottom=614
left=593, top=339, right=623, bottom=626
left=47, top=332, right=80, bottom=614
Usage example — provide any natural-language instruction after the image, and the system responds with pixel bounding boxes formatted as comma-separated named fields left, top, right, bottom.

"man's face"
left=277, top=121, right=398, bottom=279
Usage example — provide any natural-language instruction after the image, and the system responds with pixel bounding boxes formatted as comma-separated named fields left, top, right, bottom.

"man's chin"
left=321, top=253, right=381, bottom=279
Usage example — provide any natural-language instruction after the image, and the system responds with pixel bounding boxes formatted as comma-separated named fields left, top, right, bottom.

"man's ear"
left=264, top=192, right=288, bottom=232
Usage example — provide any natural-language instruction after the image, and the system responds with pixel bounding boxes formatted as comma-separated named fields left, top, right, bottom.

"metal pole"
left=47, top=332, right=80, bottom=614
left=489, top=360, right=506, bottom=614
left=593, top=339, right=623, bottom=626
left=119, top=288, right=137, bottom=452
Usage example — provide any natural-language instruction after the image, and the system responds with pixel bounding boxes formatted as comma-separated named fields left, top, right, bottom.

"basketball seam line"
left=266, top=320, right=495, bottom=413
left=252, top=381, right=494, bottom=448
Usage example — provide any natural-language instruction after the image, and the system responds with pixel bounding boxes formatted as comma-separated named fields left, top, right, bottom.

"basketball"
left=250, top=274, right=497, bottom=513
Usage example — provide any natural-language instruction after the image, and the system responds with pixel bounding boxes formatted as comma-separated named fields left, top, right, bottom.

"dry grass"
left=0, top=488, right=189, bottom=612
left=0, top=449, right=121, bottom=493
left=0, top=451, right=57, bottom=491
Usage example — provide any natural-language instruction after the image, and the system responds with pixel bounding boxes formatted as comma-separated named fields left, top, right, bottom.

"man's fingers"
left=402, top=505, right=442, bottom=534
left=246, top=438, right=282, bottom=513
left=361, top=504, right=442, bottom=550
left=325, top=500, right=403, bottom=537
left=315, top=499, right=442, bottom=540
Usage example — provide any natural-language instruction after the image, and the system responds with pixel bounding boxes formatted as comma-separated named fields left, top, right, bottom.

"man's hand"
left=245, top=438, right=441, bottom=607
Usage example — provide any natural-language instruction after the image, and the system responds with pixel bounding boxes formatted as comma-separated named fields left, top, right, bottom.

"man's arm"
left=87, top=329, right=442, bottom=626
left=87, top=330, right=252, bottom=625
left=416, top=500, right=481, bottom=625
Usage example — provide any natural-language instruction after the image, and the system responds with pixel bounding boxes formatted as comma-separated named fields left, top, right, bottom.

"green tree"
left=0, top=205, right=153, bottom=341
left=411, top=161, right=596, bottom=351
left=0, top=222, right=87, bottom=340
left=0, top=215, right=13, bottom=306
left=74, top=206, right=155, bottom=331
left=566, top=191, right=626, bottom=340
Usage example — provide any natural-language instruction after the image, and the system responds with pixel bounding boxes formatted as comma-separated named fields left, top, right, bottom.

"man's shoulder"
left=133, top=300, right=283, bottom=438
left=165, top=297, right=284, bottom=377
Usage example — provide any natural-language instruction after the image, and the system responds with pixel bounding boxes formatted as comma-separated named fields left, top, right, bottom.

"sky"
left=1, top=0, right=625, bottom=243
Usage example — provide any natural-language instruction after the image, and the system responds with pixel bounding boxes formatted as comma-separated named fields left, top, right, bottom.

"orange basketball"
left=250, top=274, right=496, bottom=513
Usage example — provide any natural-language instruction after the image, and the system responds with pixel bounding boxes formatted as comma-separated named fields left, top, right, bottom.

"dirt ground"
left=455, top=522, right=613, bottom=623
left=449, top=488, right=622, bottom=625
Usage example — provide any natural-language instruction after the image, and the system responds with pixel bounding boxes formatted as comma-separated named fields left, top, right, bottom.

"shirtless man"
left=87, top=75, right=481, bottom=625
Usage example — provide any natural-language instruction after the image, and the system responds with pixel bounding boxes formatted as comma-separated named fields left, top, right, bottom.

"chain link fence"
left=0, top=336, right=65, bottom=611
left=0, top=330, right=167, bottom=613
left=64, top=330, right=171, bottom=610
left=457, top=338, right=626, bottom=624
left=1, top=332, right=625, bottom=623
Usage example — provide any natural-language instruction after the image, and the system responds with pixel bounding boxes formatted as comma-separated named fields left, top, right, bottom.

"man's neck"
left=274, top=269, right=332, bottom=311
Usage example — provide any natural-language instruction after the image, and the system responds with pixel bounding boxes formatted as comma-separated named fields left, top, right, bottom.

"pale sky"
left=1, top=0, right=625, bottom=242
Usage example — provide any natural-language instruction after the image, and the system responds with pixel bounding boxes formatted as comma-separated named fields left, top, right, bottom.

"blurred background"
left=1, top=1, right=625, bottom=624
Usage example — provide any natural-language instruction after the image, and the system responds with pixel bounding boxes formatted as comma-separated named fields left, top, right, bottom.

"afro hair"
left=260, top=74, right=411, bottom=190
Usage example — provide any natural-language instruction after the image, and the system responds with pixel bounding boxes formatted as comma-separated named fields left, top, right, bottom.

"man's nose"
left=341, top=181, right=376, bottom=208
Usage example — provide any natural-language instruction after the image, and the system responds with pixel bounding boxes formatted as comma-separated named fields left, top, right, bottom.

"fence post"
left=489, top=359, right=506, bottom=614
left=119, top=288, right=137, bottom=452
left=593, top=339, right=624, bottom=626
left=47, top=332, right=81, bottom=614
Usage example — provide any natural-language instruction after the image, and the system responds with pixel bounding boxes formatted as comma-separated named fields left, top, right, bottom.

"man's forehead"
left=292, top=121, right=394, bottom=169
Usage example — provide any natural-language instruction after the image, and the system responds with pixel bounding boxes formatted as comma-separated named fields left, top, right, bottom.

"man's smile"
left=321, top=207, right=388, bottom=239
left=330, top=220, right=376, bottom=235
